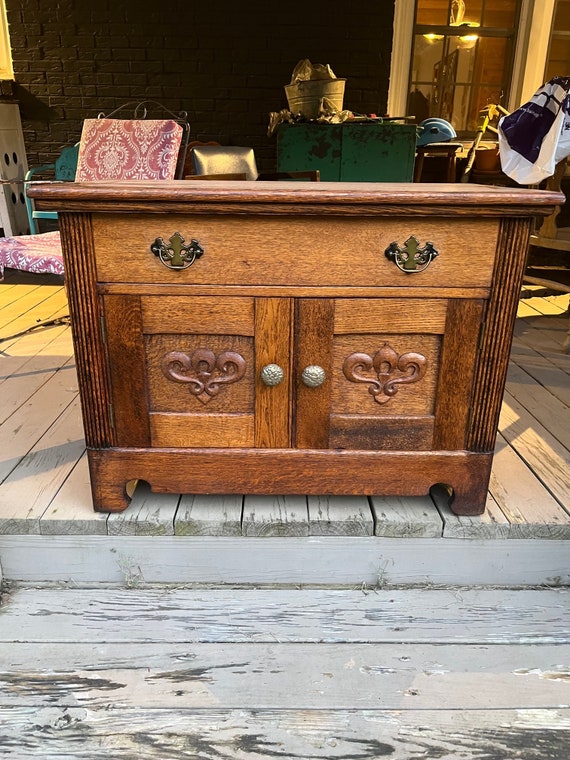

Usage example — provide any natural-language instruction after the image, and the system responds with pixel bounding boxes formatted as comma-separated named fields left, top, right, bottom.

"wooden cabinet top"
left=29, top=180, right=564, bottom=218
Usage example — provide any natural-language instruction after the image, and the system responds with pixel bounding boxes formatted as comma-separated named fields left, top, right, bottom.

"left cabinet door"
left=102, top=294, right=293, bottom=450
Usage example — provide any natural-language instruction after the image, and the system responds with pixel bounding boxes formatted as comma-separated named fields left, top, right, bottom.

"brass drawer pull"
left=385, top=235, right=438, bottom=273
left=260, top=364, right=284, bottom=386
left=301, top=365, right=326, bottom=388
left=151, top=232, right=204, bottom=270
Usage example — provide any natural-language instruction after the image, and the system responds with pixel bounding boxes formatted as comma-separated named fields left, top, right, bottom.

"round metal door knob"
left=301, top=365, right=326, bottom=388
left=260, top=363, right=284, bottom=386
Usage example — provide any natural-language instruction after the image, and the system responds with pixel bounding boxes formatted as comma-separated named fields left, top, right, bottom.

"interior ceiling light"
left=423, top=1, right=479, bottom=44
left=450, top=0, right=480, bottom=43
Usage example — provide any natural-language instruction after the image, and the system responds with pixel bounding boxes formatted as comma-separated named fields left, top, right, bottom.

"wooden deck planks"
left=0, top=706, right=568, bottom=760
left=0, top=643, right=568, bottom=710
left=0, top=586, right=568, bottom=758
left=175, top=494, right=243, bottom=536
left=2, top=587, right=567, bottom=644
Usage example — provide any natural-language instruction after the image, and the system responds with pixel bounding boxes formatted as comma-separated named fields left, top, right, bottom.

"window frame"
left=387, top=0, right=556, bottom=122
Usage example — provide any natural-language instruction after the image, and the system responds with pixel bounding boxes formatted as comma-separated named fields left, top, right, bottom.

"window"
left=0, top=0, right=13, bottom=81
left=388, top=0, right=558, bottom=135
left=408, top=0, right=520, bottom=133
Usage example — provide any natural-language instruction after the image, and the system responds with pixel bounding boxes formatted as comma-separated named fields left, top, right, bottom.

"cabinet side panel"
left=467, top=217, right=533, bottom=452
left=58, top=213, right=115, bottom=448
left=432, top=298, right=485, bottom=450
left=103, top=294, right=151, bottom=447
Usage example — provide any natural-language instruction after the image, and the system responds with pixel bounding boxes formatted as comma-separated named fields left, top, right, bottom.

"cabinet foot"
left=91, top=482, right=133, bottom=513
left=87, top=457, right=133, bottom=513
left=434, top=480, right=488, bottom=516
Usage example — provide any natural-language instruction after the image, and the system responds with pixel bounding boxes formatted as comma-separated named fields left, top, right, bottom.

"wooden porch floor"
left=0, top=269, right=569, bottom=586
left=0, top=584, right=568, bottom=759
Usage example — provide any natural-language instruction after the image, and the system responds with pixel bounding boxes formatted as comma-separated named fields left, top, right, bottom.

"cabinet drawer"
left=92, top=213, right=498, bottom=288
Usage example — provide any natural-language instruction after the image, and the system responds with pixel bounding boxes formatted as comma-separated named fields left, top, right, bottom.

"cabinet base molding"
left=87, top=448, right=493, bottom=516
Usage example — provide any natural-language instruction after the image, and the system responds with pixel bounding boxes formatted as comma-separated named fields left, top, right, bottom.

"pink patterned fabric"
left=75, top=119, right=183, bottom=180
left=0, top=231, right=63, bottom=279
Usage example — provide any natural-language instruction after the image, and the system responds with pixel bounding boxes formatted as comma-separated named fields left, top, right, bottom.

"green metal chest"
left=276, top=121, right=418, bottom=182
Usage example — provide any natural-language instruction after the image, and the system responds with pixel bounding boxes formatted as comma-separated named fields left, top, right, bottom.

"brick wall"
left=3, top=0, right=394, bottom=172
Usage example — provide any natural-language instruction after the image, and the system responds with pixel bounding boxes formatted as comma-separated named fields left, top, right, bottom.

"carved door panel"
left=294, top=297, right=486, bottom=451
left=103, top=294, right=293, bottom=449
left=104, top=293, right=485, bottom=454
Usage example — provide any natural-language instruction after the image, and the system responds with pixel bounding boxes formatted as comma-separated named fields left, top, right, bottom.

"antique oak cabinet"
left=30, top=181, right=562, bottom=514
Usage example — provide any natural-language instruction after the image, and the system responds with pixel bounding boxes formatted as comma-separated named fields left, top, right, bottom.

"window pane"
left=477, top=37, right=509, bottom=86
left=410, top=34, right=446, bottom=88
left=483, top=1, right=518, bottom=28
left=450, top=84, right=472, bottom=131
left=416, top=0, right=450, bottom=26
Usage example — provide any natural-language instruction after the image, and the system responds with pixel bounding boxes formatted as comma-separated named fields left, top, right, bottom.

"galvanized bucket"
left=284, top=78, right=346, bottom=119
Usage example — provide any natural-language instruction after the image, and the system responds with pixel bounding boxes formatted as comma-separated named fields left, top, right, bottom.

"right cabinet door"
left=294, top=296, right=487, bottom=452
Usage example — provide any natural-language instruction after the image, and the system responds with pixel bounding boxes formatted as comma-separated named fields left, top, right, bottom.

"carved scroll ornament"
left=343, top=343, right=427, bottom=404
left=161, top=348, right=246, bottom=404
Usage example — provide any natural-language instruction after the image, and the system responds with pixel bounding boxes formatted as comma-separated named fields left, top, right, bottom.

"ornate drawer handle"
left=301, top=365, right=326, bottom=388
left=385, top=235, right=438, bottom=273
left=260, top=364, right=284, bottom=386
left=151, top=232, right=204, bottom=270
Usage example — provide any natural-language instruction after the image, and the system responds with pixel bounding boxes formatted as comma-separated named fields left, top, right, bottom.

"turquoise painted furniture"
left=277, top=121, right=417, bottom=182
left=24, top=143, right=79, bottom=233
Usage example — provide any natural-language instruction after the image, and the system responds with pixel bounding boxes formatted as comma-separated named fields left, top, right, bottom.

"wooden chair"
left=24, top=143, right=79, bottom=234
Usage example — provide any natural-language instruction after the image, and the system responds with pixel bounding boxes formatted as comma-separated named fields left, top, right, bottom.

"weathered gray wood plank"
left=0, top=642, right=568, bottom=710
left=370, top=494, right=442, bottom=537
left=0, top=357, right=80, bottom=486
left=0, top=707, right=567, bottom=759
left=308, top=495, right=374, bottom=536
left=512, top=335, right=570, bottom=386
left=499, top=391, right=570, bottom=516
left=242, top=495, right=309, bottom=536
left=39, top=452, right=107, bottom=536
left=0, top=397, right=85, bottom=534
left=175, top=494, right=243, bottom=536
left=107, top=482, right=179, bottom=536
left=506, top=361, right=570, bottom=450
left=1, top=588, right=567, bottom=644
left=436, top=429, right=570, bottom=539
left=1, top=534, right=569, bottom=586
left=0, top=325, right=73, bottom=425
left=434, top=485, right=513, bottom=539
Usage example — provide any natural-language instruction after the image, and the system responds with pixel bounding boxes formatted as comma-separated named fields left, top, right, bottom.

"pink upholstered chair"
left=75, top=118, right=184, bottom=181
left=1, top=103, right=189, bottom=279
